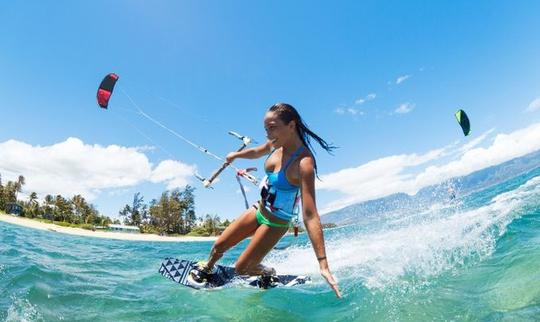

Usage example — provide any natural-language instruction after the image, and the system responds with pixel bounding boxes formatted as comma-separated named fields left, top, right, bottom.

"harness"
left=260, top=146, right=305, bottom=221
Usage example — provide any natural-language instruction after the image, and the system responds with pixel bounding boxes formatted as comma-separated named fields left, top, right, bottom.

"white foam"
left=265, top=175, right=540, bottom=290
left=5, top=297, right=43, bottom=322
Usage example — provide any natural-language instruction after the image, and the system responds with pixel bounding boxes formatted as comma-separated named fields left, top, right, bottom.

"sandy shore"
left=0, top=213, right=218, bottom=242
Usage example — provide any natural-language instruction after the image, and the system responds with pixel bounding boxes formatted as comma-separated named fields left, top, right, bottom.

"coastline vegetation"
left=0, top=175, right=113, bottom=228
left=0, top=173, right=229, bottom=236
left=1, top=173, right=334, bottom=237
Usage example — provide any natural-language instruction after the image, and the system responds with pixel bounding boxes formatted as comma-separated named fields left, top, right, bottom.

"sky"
left=1, top=1, right=540, bottom=221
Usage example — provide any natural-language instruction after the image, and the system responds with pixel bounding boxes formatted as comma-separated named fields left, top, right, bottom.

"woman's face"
left=264, top=111, right=295, bottom=148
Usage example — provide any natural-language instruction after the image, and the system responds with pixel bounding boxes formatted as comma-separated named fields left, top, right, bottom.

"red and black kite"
left=97, top=73, right=119, bottom=109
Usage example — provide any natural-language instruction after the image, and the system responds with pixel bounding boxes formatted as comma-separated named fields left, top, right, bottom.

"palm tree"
left=204, top=214, right=221, bottom=235
left=27, top=192, right=39, bottom=218
left=0, top=175, right=4, bottom=211
left=3, top=182, right=17, bottom=204
left=54, top=195, right=70, bottom=222
left=43, top=194, right=54, bottom=220
left=71, top=194, right=90, bottom=223
left=14, top=175, right=25, bottom=201
left=28, top=192, right=38, bottom=203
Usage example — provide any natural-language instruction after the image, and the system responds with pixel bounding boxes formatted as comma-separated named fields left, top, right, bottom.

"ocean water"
left=1, top=168, right=540, bottom=321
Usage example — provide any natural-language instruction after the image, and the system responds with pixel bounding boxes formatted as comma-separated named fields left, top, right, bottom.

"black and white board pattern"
left=159, top=258, right=310, bottom=289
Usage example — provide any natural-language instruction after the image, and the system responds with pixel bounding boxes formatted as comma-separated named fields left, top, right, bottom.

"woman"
left=192, top=103, right=341, bottom=298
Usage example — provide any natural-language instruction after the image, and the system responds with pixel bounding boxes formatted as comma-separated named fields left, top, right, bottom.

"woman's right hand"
left=225, top=152, right=237, bottom=164
left=320, top=267, right=342, bottom=299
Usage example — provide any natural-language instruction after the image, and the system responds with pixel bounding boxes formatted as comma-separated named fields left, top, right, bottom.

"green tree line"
left=0, top=173, right=228, bottom=236
left=0, top=174, right=113, bottom=228
left=118, top=187, right=229, bottom=236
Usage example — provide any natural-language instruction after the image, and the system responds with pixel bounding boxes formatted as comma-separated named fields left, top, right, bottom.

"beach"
left=0, top=213, right=217, bottom=242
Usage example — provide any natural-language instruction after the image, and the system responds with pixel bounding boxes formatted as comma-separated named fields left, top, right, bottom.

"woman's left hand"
left=320, top=268, right=342, bottom=299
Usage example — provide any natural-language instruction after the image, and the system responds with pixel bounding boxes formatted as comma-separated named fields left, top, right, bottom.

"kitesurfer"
left=190, top=103, right=342, bottom=298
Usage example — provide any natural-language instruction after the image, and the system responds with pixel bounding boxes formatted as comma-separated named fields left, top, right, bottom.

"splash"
left=5, top=297, right=43, bottom=322
left=266, top=175, right=540, bottom=290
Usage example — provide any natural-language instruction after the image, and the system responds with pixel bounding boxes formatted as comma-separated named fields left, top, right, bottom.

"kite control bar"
left=196, top=131, right=259, bottom=188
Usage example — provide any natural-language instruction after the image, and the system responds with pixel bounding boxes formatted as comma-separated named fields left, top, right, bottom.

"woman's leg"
left=206, top=206, right=259, bottom=269
left=234, top=223, right=288, bottom=275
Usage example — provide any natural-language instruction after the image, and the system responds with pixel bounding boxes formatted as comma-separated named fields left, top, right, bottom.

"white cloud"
left=355, top=93, right=377, bottom=105
left=394, top=103, right=415, bottom=114
left=0, top=137, right=195, bottom=200
left=459, top=128, right=495, bottom=153
left=526, top=97, right=540, bottom=112
left=318, top=122, right=540, bottom=213
left=347, top=108, right=363, bottom=115
left=396, top=75, right=411, bottom=84
left=336, top=107, right=363, bottom=116
left=150, top=159, right=196, bottom=189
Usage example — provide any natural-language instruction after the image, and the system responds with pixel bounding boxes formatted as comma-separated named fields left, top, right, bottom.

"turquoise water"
left=2, top=169, right=540, bottom=321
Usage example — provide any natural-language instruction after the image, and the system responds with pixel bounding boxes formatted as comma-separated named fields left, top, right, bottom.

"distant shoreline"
left=0, top=214, right=218, bottom=242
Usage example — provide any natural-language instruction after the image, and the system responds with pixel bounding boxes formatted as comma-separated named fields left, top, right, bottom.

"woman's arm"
left=226, top=140, right=272, bottom=162
left=299, top=156, right=342, bottom=299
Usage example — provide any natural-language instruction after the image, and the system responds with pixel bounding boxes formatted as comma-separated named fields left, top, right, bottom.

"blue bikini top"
left=260, top=145, right=305, bottom=220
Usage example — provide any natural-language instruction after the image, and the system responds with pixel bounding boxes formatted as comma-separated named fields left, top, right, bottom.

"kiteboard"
left=159, top=258, right=310, bottom=289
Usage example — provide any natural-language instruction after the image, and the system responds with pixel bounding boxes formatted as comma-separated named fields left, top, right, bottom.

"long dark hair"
left=269, top=103, right=336, bottom=174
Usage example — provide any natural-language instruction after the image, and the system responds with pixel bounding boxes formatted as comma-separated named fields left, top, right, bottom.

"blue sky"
left=1, top=1, right=540, bottom=220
